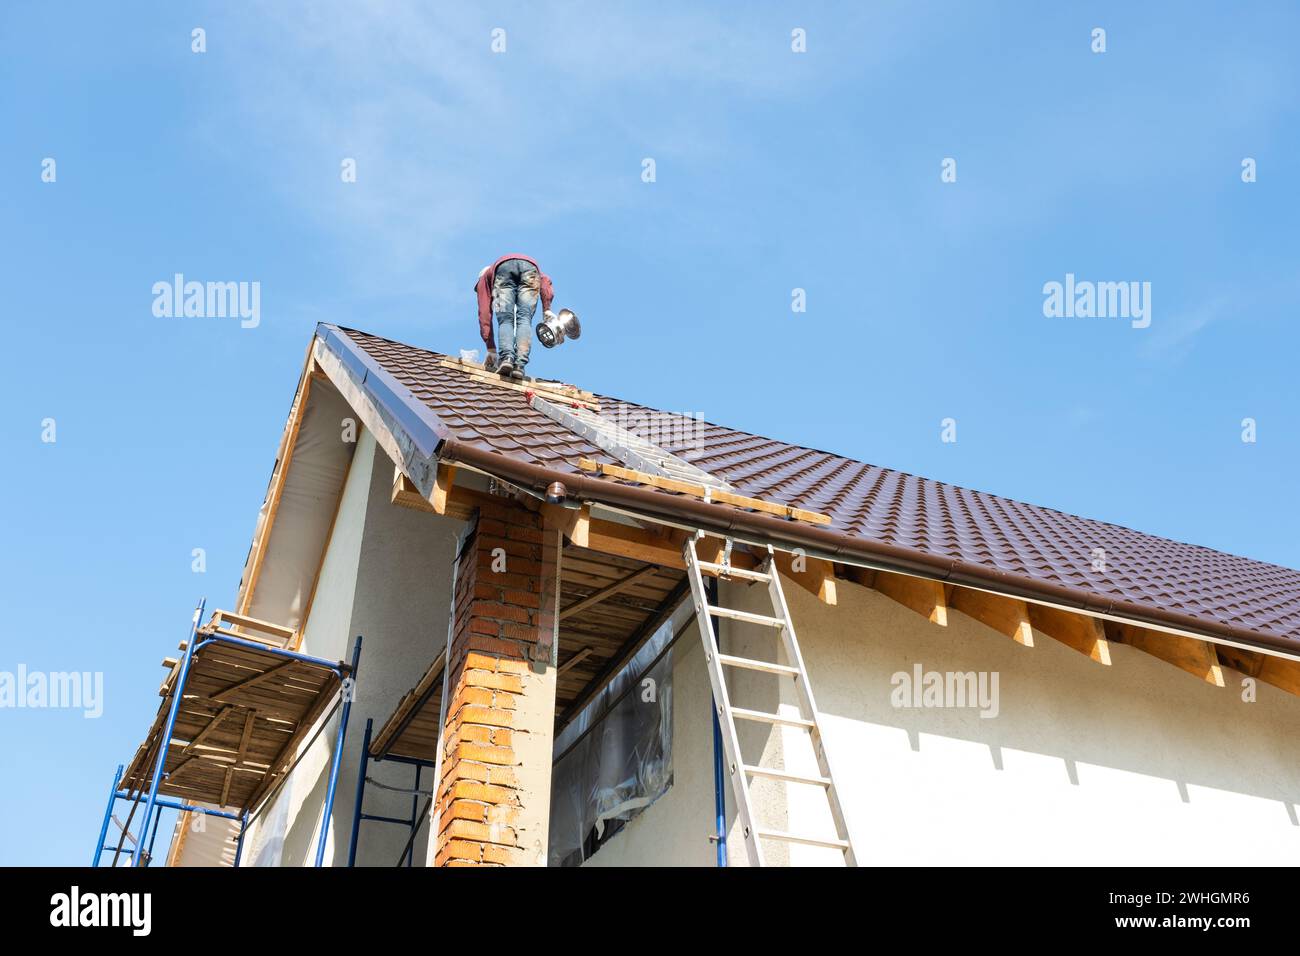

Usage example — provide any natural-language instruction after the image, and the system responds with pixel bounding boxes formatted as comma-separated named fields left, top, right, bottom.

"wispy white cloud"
left=197, top=1, right=879, bottom=320
left=1141, top=294, right=1229, bottom=363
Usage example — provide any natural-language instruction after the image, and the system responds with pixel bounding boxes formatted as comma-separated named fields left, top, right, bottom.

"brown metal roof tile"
left=337, top=327, right=1300, bottom=649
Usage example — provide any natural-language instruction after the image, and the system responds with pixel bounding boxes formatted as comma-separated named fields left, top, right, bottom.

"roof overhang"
left=296, top=323, right=1300, bottom=666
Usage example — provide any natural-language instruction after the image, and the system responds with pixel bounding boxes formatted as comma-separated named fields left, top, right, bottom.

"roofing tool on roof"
left=536, top=307, right=581, bottom=348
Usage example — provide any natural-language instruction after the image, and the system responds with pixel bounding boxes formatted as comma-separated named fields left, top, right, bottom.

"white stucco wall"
left=242, top=428, right=463, bottom=866
left=584, top=570, right=1300, bottom=866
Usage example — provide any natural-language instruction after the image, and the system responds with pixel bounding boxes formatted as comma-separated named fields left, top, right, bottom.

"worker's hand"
left=484, top=349, right=498, bottom=371
left=543, top=309, right=557, bottom=324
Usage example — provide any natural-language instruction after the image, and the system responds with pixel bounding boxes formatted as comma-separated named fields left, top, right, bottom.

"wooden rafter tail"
left=1113, top=622, right=1224, bottom=686
left=576, top=457, right=831, bottom=526
left=772, top=551, right=838, bottom=605
left=1027, top=604, right=1111, bottom=664
left=951, top=586, right=1033, bottom=646
left=859, top=568, right=948, bottom=626
left=1213, top=643, right=1300, bottom=699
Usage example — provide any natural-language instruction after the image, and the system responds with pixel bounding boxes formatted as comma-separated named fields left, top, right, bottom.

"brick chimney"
left=434, top=497, right=559, bottom=866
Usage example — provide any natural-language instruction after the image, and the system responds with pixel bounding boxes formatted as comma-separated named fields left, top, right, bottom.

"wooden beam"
left=391, top=470, right=513, bottom=523
left=558, top=647, right=594, bottom=675
left=1027, top=604, right=1111, bottom=665
left=690, top=537, right=763, bottom=575
left=212, top=660, right=299, bottom=700
left=1115, top=623, right=1224, bottom=686
left=1257, top=655, right=1300, bottom=695
left=181, top=705, right=237, bottom=756
left=561, top=565, right=661, bottom=621
left=236, top=711, right=256, bottom=764
left=220, top=767, right=235, bottom=808
left=543, top=502, right=591, bottom=547
left=430, top=462, right=457, bottom=515
left=438, top=356, right=601, bottom=411
left=1217, top=644, right=1300, bottom=697
left=1215, top=644, right=1263, bottom=678
left=207, top=609, right=296, bottom=643
left=772, top=552, right=837, bottom=605
left=869, top=569, right=947, bottom=626
left=583, top=520, right=688, bottom=569
left=577, top=457, right=832, bottom=525
left=951, top=587, right=1032, bottom=646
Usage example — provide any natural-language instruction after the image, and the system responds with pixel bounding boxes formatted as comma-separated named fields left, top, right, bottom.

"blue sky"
left=1, top=1, right=1296, bottom=865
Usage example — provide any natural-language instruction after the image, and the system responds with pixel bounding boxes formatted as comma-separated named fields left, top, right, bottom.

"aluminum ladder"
left=684, top=536, right=857, bottom=866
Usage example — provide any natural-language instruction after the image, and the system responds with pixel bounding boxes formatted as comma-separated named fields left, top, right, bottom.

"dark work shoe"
left=497, top=358, right=514, bottom=377
left=510, top=367, right=525, bottom=381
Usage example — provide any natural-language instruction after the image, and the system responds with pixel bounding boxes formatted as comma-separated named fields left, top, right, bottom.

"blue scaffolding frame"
left=345, top=718, right=437, bottom=867
left=94, top=600, right=362, bottom=867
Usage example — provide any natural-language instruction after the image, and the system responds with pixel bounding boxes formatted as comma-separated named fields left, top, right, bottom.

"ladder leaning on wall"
left=683, top=535, right=857, bottom=867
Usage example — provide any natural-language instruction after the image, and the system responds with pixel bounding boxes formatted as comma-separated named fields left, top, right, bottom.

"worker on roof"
left=475, top=254, right=556, bottom=380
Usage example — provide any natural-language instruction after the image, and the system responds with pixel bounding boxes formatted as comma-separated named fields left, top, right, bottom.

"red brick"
left=459, top=705, right=515, bottom=728
left=500, top=622, right=542, bottom=643
left=445, top=818, right=517, bottom=847
left=506, top=525, right=545, bottom=544
left=482, top=843, right=526, bottom=866
left=477, top=517, right=509, bottom=538
left=502, top=589, right=542, bottom=610
left=485, top=804, right=521, bottom=826
left=463, top=634, right=528, bottom=661
left=462, top=651, right=501, bottom=673
left=472, top=600, right=532, bottom=625
left=469, top=617, right=501, bottom=637
left=464, top=670, right=524, bottom=694
left=454, top=742, right=516, bottom=766
left=450, top=781, right=517, bottom=804
left=445, top=801, right=487, bottom=824
left=437, top=840, right=483, bottom=865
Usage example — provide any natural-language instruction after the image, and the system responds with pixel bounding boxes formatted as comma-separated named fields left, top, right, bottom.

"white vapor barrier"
left=548, top=603, right=691, bottom=866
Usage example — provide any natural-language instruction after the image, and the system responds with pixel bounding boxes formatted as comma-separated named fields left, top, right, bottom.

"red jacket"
left=475, top=254, right=555, bottom=349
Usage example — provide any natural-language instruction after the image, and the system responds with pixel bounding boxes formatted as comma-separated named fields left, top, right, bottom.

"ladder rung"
left=707, top=605, right=785, bottom=628
left=759, top=832, right=847, bottom=853
left=730, top=706, right=813, bottom=729
left=756, top=828, right=850, bottom=851
left=696, top=561, right=771, bottom=583
left=743, top=765, right=831, bottom=787
left=717, top=654, right=799, bottom=677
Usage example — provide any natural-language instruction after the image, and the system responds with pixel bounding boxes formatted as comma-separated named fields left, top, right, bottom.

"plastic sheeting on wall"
left=548, top=603, right=690, bottom=866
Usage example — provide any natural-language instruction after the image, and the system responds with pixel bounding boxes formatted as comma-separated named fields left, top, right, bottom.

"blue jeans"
left=492, top=258, right=539, bottom=369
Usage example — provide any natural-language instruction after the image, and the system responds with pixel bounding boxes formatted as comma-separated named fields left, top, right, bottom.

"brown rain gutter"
left=439, top=437, right=1299, bottom=660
